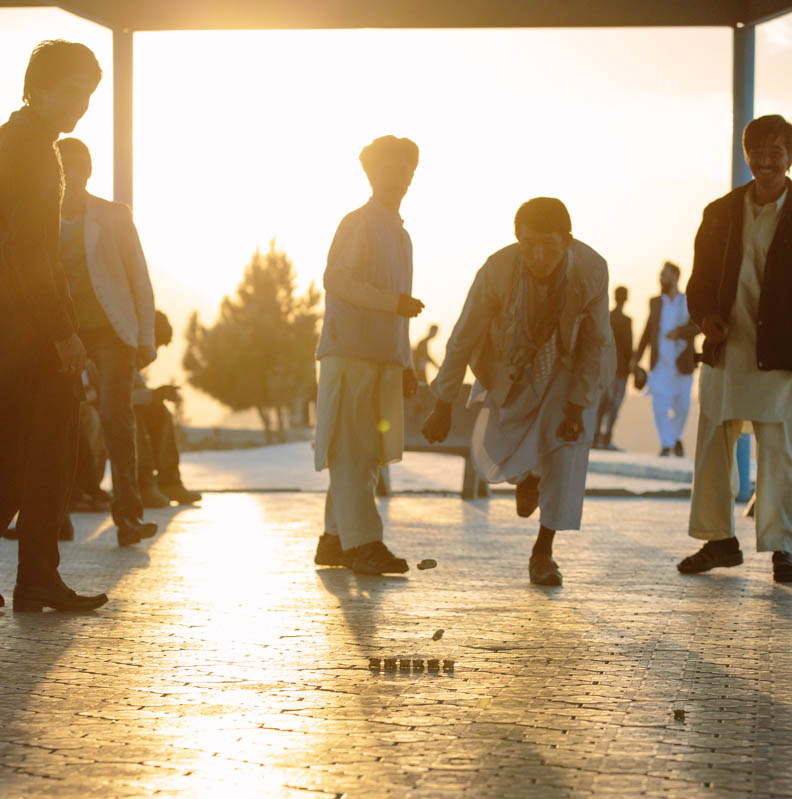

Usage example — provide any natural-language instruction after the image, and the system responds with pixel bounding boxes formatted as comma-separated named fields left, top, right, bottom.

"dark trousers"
left=0, top=311, right=78, bottom=586
left=79, top=327, right=142, bottom=525
left=136, top=401, right=181, bottom=488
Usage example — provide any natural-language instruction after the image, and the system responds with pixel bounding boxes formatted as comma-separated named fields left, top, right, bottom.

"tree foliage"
left=183, top=241, right=320, bottom=430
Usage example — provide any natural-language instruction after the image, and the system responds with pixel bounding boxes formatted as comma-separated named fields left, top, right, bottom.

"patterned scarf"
left=505, top=251, right=568, bottom=382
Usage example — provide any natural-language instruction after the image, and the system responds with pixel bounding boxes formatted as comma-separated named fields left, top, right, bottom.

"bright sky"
left=1, top=8, right=792, bottom=426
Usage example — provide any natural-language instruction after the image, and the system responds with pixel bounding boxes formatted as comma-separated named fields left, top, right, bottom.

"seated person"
left=134, top=311, right=201, bottom=506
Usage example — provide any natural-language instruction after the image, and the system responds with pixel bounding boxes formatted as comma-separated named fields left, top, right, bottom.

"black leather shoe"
left=141, top=487, right=170, bottom=508
left=160, top=483, right=202, bottom=505
left=677, top=539, right=743, bottom=574
left=116, top=516, right=158, bottom=547
left=674, top=440, right=684, bottom=457
left=58, top=516, right=75, bottom=541
left=342, top=541, right=409, bottom=575
left=516, top=476, right=540, bottom=518
left=529, top=554, right=562, bottom=586
left=13, top=575, right=108, bottom=612
left=773, top=551, right=792, bottom=583
left=659, top=447, right=671, bottom=456
left=314, top=533, right=343, bottom=566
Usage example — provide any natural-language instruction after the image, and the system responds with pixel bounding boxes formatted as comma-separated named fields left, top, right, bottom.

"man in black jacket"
left=679, top=114, right=792, bottom=583
left=0, top=41, right=108, bottom=610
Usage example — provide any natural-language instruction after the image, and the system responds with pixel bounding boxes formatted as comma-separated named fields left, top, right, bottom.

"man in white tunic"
left=422, top=198, right=614, bottom=586
left=679, top=114, right=792, bottom=583
left=313, top=136, right=424, bottom=575
left=634, top=262, right=697, bottom=456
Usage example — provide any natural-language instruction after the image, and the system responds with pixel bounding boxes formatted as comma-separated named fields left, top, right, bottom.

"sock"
left=532, top=526, right=556, bottom=558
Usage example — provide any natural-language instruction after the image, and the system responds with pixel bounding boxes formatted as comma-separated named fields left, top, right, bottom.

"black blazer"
left=687, top=178, right=792, bottom=370
left=635, top=295, right=697, bottom=375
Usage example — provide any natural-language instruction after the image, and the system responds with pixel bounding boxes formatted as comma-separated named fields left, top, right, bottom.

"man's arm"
left=323, top=214, right=403, bottom=313
left=0, top=133, right=74, bottom=342
left=634, top=309, right=651, bottom=367
left=431, top=259, right=499, bottom=404
left=568, top=266, right=614, bottom=408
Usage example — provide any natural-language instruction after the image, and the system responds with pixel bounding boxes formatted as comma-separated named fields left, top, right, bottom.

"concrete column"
left=733, top=25, right=756, bottom=502
left=732, top=25, right=755, bottom=189
left=113, top=29, right=134, bottom=207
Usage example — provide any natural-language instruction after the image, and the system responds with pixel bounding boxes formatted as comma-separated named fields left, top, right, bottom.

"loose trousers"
left=317, top=357, right=403, bottom=551
left=650, top=372, right=692, bottom=448
left=689, top=410, right=792, bottom=553
left=0, top=311, right=79, bottom=586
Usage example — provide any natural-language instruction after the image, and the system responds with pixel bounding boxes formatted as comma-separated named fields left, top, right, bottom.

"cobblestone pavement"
left=0, top=494, right=790, bottom=798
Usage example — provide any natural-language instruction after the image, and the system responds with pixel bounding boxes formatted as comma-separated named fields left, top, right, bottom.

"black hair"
left=24, top=40, right=102, bottom=104
left=514, top=197, right=572, bottom=237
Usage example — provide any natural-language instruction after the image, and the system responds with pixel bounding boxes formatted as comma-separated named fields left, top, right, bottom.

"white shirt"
left=700, top=187, right=792, bottom=424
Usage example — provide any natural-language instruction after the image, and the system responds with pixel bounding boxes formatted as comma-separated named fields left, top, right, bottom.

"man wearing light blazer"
left=57, top=137, right=158, bottom=547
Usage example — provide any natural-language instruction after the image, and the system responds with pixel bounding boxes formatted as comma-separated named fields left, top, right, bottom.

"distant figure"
left=422, top=198, right=615, bottom=586
left=0, top=40, right=107, bottom=611
left=57, top=137, right=158, bottom=547
left=413, top=324, right=439, bottom=384
left=134, top=310, right=202, bottom=507
left=634, top=262, right=697, bottom=456
left=594, top=286, right=632, bottom=450
left=313, top=136, right=423, bottom=575
left=679, top=114, right=792, bottom=584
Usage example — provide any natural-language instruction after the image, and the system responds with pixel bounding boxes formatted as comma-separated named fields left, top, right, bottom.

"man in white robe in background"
left=313, top=136, right=424, bottom=576
left=679, top=114, right=792, bottom=583
left=422, top=198, right=614, bottom=586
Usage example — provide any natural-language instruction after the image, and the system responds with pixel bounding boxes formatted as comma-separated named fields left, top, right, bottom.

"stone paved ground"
left=0, top=494, right=790, bottom=799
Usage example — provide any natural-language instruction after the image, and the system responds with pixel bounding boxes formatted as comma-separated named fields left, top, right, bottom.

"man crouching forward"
left=422, top=198, right=615, bottom=585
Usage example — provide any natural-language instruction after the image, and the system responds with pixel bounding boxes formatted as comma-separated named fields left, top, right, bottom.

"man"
left=313, top=136, right=424, bottom=575
left=422, top=198, right=614, bottom=586
left=135, top=310, right=202, bottom=507
left=413, top=324, right=439, bottom=384
left=0, top=40, right=108, bottom=610
left=679, top=114, right=792, bottom=584
left=634, top=262, right=697, bottom=456
left=57, top=137, right=158, bottom=546
left=594, top=285, right=632, bottom=450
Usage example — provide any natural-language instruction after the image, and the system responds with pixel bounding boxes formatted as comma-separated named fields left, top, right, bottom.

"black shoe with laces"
left=772, top=551, right=792, bottom=583
left=13, top=574, right=108, bottom=612
left=314, top=533, right=344, bottom=566
left=677, top=539, right=743, bottom=574
left=342, top=541, right=409, bottom=575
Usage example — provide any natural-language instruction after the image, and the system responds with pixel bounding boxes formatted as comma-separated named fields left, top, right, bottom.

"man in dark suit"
left=0, top=41, right=108, bottom=611
left=634, top=262, right=697, bottom=456
left=594, top=285, right=632, bottom=449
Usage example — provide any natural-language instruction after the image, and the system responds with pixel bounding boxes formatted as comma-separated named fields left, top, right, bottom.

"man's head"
left=614, top=285, right=628, bottom=306
left=514, top=197, right=572, bottom=280
left=56, top=137, right=91, bottom=197
left=743, top=115, right=792, bottom=198
left=24, top=40, right=102, bottom=134
left=659, top=261, right=681, bottom=294
left=359, top=135, right=419, bottom=209
left=154, top=310, right=173, bottom=349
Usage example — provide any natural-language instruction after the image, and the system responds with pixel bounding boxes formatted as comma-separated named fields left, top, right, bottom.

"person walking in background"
left=413, top=324, right=439, bottom=384
left=679, top=114, right=792, bottom=583
left=634, top=262, right=697, bottom=456
left=57, top=137, right=158, bottom=546
left=135, top=310, right=202, bottom=507
left=422, top=198, right=615, bottom=586
left=594, top=285, right=632, bottom=450
left=313, top=136, right=424, bottom=575
left=0, top=40, right=108, bottom=611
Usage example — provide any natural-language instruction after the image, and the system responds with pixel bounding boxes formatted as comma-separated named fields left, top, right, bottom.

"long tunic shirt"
left=700, top=187, right=792, bottom=424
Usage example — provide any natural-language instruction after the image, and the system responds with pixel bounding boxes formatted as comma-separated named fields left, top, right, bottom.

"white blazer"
left=82, top=193, right=155, bottom=350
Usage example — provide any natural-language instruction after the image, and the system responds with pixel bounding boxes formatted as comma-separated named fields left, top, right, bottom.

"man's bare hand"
left=153, top=384, right=180, bottom=403
left=136, top=345, right=157, bottom=370
left=701, top=313, right=728, bottom=343
left=403, top=368, right=418, bottom=398
left=396, top=294, right=425, bottom=318
left=556, top=401, right=584, bottom=442
left=422, top=401, right=452, bottom=443
left=54, top=333, right=87, bottom=377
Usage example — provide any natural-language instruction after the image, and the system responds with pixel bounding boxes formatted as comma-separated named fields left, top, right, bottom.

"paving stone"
left=0, top=494, right=790, bottom=798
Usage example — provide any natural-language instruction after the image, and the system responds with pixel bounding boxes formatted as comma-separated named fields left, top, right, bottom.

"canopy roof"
left=3, top=0, right=792, bottom=31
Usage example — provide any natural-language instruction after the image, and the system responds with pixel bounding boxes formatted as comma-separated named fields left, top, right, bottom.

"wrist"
left=434, top=399, right=452, bottom=414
